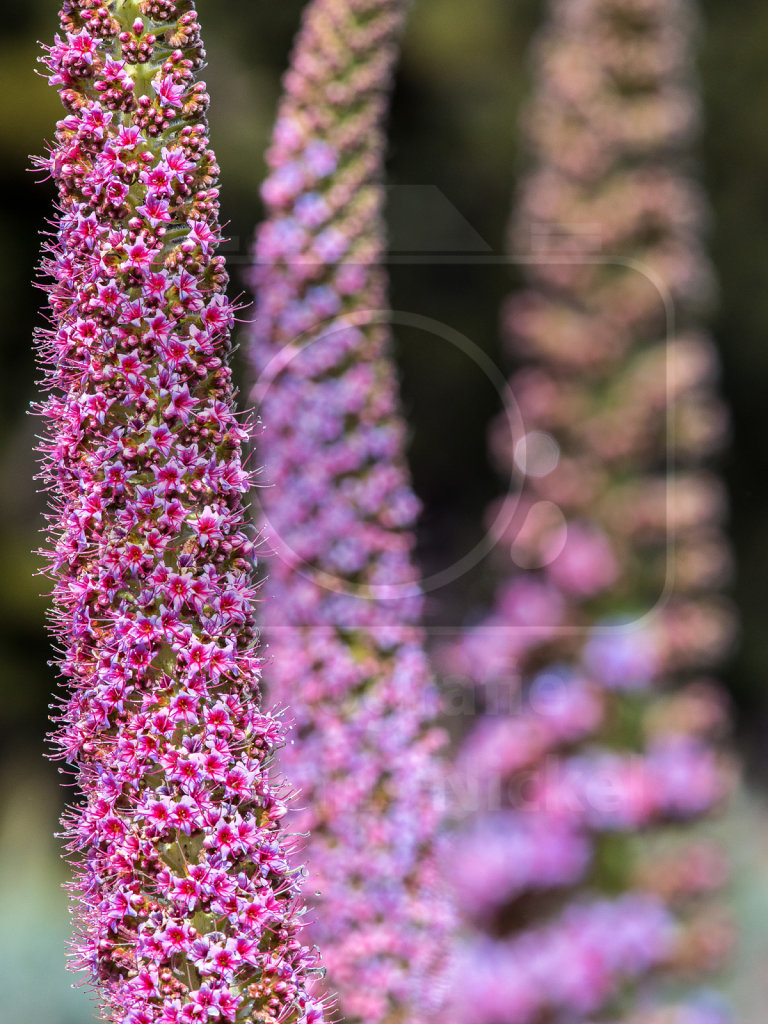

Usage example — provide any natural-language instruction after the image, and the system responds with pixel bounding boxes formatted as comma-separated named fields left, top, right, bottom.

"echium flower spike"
left=443, top=1, right=736, bottom=1022
left=249, top=1, right=453, bottom=1023
left=35, top=3, right=324, bottom=1022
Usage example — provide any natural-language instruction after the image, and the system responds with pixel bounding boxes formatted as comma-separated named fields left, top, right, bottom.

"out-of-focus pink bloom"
left=545, top=522, right=620, bottom=595
left=248, top=1, right=452, bottom=1022
left=444, top=0, right=734, bottom=1021
left=453, top=895, right=676, bottom=1024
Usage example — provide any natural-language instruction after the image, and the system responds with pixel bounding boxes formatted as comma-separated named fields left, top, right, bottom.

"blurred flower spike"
left=443, top=0, right=737, bottom=1021
left=248, top=1, right=454, bottom=1022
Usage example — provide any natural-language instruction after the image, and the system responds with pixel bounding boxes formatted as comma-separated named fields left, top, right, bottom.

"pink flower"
left=153, top=74, right=185, bottom=109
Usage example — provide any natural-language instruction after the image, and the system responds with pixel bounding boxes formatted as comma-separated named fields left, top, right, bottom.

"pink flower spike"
left=36, top=3, right=326, bottom=1023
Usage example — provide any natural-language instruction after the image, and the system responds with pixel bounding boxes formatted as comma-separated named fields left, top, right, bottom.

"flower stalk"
left=248, top=2, right=453, bottom=1022
left=444, top=1, right=735, bottom=1021
left=36, top=3, right=324, bottom=1022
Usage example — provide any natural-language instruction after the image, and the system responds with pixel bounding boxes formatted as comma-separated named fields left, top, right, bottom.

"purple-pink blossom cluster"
left=248, top=2, right=452, bottom=1023
left=452, top=894, right=677, bottom=1024
left=36, top=3, right=324, bottom=1023
left=442, top=0, right=735, bottom=1020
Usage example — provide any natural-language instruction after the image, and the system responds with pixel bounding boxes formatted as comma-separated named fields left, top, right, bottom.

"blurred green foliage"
left=0, top=0, right=767, bottom=1016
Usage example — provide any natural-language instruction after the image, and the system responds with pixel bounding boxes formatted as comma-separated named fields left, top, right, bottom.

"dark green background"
left=0, top=2, right=766, bottom=1018
left=1, top=0, right=764, bottom=764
